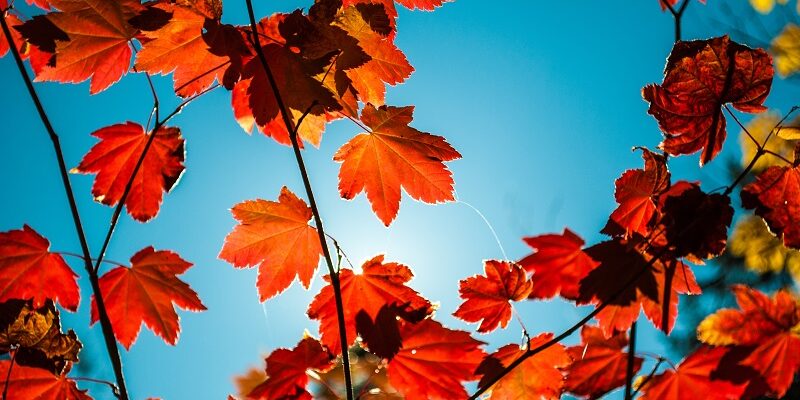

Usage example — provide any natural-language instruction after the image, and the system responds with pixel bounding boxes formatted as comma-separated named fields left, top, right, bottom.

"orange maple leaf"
left=219, top=187, right=323, bottom=301
left=334, top=104, right=461, bottom=226
left=476, top=333, right=572, bottom=399
left=134, top=0, right=235, bottom=98
left=698, top=285, right=800, bottom=397
left=19, top=0, right=144, bottom=93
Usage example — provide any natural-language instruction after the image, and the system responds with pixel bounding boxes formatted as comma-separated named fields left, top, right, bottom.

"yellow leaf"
left=750, top=0, right=789, bottom=14
left=729, top=215, right=800, bottom=283
left=777, top=126, right=800, bottom=140
left=739, top=112, right=796, bottom=172
left=771, top=24, right=800, bottom=78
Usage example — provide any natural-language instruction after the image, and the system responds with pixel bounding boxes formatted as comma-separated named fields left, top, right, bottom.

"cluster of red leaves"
left=226, top=27, right=800, bottom=399
left=3, top=0, right=460, bottom=225
left=0, top=224, right=205, bottom=398
left=3, top=0, right=799, bottom=397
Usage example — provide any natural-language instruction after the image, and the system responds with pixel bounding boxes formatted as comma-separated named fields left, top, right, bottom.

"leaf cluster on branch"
left=0, top=0, right=799, bottom=399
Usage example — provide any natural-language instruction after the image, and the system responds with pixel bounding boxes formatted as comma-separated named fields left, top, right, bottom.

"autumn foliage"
left=0, top=0, right=799, bottom=399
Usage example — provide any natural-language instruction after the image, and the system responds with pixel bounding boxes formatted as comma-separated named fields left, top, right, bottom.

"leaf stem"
left=242, top=1, right=354, bottom=398
left=72, top=377, right=121, bottom=396
left=631, top=358, right=665, bottom=398
left=56, top=251, right=127, bottom=268
left=0, top=11, right=129, bottom=400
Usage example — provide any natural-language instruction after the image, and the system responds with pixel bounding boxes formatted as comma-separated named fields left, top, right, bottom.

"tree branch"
left=242, top=1, right=354, bottom=399
left=468, top=252, right=658, bottom=399
left=0, top=11, right=129, bottom=400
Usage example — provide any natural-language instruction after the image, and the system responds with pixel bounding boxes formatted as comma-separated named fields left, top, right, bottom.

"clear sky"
left=0, top=0, right=798, bottom=399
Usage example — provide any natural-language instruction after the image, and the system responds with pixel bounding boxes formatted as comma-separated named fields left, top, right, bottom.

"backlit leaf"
left=0, top=361, right=91, bottom=400
left=565, top=325, right=642, bottom=399
left=0, top=225, right=79, bottom=311
left=697, top=285, right=800, bottom=396
left=453, top=260, right=532, bottom=333
left=307, top=255, right=432, bottom=358
left=386, top=319, right=485, bottom=400
left=247, top=336, right=334, bottom=400
left=72, top=122, right=185, bottom=222
left=18, top=0, right=144, bottom=93
left=91, top=247, right=206, bottom=349
left=518, top=228, right=598, bottom=300
left=643, top=36, right=773, bottom=165
left=742, top=165, right=800, bottom=249
left=334, top=104, right=461, bottom=226
left=476, top=333, right=571, bottom=399
left=219, top=187, right=323, bottom=301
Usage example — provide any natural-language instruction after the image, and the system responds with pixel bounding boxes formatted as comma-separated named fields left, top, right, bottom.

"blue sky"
left=1, top=0, right=798, bottom=398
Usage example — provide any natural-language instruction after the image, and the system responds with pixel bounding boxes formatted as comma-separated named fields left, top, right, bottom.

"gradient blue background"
left=1, top=0, right=798, bottom=398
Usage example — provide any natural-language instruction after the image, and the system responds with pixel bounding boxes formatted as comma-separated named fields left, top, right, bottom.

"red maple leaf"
left=72, top=122, right=185, bottom=222
left=453, top=260, right=532, bottom=333
left=518, top=228, right=599, bottom=300
left=564, top=325, right=642, bottom=399
left=741, top=165, right=800, bottom=249
left=18, top=0, right=145, bottom=93
left=247, top=336, right=334, bottom=400
left=697, top=285, right=800, bottom=397
left=333, top=104, right=461, bottom=226
left=639, top=345, right=761, bottom=400
left=476, top=333, right=572, bottom=399
left=0, top=361, right=90, bottom=400
left=642, top=36, right=773, bottom=165
left=219, top=187, right=323, bottom=302
left=578, top=239, right=700, bottom=336
left=602, top=148, right=670, bottom=238
left=0, top=225, right=79, bottom=311
left=306, top=255, right=432, bottom=357
left=91, top=247, right=205, bottom=349
left=386, top=319, right=486, bottom=400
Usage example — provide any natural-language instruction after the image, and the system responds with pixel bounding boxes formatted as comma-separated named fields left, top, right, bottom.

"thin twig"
left=325, top=233, right=355, bottom=270
left=72, top=377, right=120, bottom=397
left=467, top=250, right=662, bottom=400
left=763, top=149, right=794, bottom=165
left=0, top=12, right=128, bottom=400
left=631, top=358, right=666, bottom=398
left=242, top=1, right=355, bottom=398
left=2, top=347, right=17, bottom=400
left=624, top=321, right=638, bottom=400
